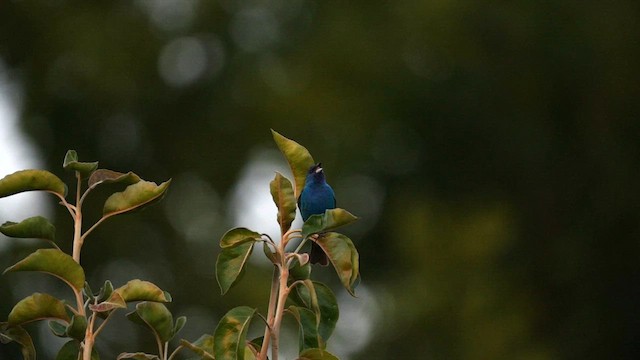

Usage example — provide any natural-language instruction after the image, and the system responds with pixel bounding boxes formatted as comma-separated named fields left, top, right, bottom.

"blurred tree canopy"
left=1, top=0, right=639, bottom=359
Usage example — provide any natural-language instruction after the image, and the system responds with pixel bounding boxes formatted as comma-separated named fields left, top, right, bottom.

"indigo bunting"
left=298, top=163, right=335, bottom=266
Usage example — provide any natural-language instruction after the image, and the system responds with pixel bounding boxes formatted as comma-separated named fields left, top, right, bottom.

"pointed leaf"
left=4, top=249, right=85, bottom=291
left=63, top=150, right=98, bottom=178
left=213, top=306, right=256, bottom=360
left=270, top=172, right=296, bottom=233
left=220, top=228, right=262, bottom=249
left=49, top=320, right=67, bottom=337
left=173, top=316, right=187, bottom=337
left=0, top=216, right=56, bottom=241
left=97, top=279, right=115, bottom=302
left=113, top=279, right=172, bottom=303
left=89, top=291, right=127, bottom=313
left=88, top=169, right=142, bottom=189
left=55, top=340, right=100, bottom=360
left=0, top=169, right=66, bottom=198
left=315, top=233, right=359, bottom=296
left=103, top=180, right=171, bottom=217
left=297, top=348, right=339, bottom=360
left=180, top=334, right=215, bottom=359
left=8, top=293, right=70, bottom=325
left=127, top=301, right=174, bottom=342
left=216, top=241, right=255, bottom=295
left=294, top=282, right=339, bottom=342
left=271, top=130, right=315, bottom=199
left=0, top=323, right=36, bottom=360
left=287, top=306, right=320, bottom=351
left=301, top=209, right=358, bottom=238
left=117, top=353, right=159, bottom=360
left=263, top=242, right=278, bottom=264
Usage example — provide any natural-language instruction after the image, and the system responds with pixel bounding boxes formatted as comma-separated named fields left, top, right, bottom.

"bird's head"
left=307, top=163, right=326, bottom=183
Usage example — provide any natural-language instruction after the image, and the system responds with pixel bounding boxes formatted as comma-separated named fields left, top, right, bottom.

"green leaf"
left=48, top=315, right=87, bottom=341
left=117, top=353, right=159, bottom=360
left=270, top=172, right=297, bottom=233
left=0, top=323, right=36, bottom=360
left=213, top=306, right=256, bottom=360
left=113, top=279, right=172, bottom=303
left=315, top=233, right=359, bottom=296
left=66, top=315, right=87, bottom=341
left=220, top=228, right=262, bottom=249
left=271, top=130, right=315, bottom=199
left=301, top=209, right=358, bottom=238
left=127, top=302, right=174, bottom=342
left=0, top=216, right=56, bottom=241
left=49, top=320, right=67, bottom=337
left=8, top=293, right=70, bottom=325
left=289, top=258, right=311, bottom=281
left=294, top=282, right=339, bottom=342
left=0, top=169, right=66, bottom=198
left=297, top=348, right=339, bottom=360
left=288, top=306, right=320, bottom=351
left=3, top=249, right=85, bottom=291
left=216, top=241, right=255, bottom=295
left=55, top=340, right=100, bottom=360
left=180, top=334, right=215, bottom=359
left=88, top=169, right=142, bottom=189
left=103, top=180, right=171, bottom=217
left=63, top=150, right=98, bottom=178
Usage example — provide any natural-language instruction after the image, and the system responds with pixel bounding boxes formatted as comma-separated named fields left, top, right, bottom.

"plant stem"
left=82, top=314, right=97, bottom=360
left=72, top=172, right=83, bottom=263
left=259, top=267, right=280, bottom=360
left=270, top=265, right=290, bottom=360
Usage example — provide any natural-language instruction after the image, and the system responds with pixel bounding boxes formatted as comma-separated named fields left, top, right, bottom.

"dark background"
left=1, top=1, right=639, bottom=359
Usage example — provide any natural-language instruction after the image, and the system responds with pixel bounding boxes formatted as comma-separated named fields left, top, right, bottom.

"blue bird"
left=298, top=163, right=335, bottom=266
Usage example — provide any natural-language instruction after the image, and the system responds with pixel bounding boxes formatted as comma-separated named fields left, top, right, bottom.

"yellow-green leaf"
left=103, top=180, right=171, bottom=217
left=270, top=172, right=297, bottom=234
left=113, top=279, right=172, bottom=303
left=271, top=130, right=315, bottom=199
left=213, top=306, right=256, bottom=360
left=3, top=249, right=85, bottom=291
left=301, top=209, right=358, bottom=238
left=8, top=293, right=70, bottom=325
left=220, top=227, right=262, bottom=249
left=0, top=169, right=66, bottom=198
left=0, top=216, right=56, bottom=241
left=315, top=233, right=359, bottom=296
left=180, top=334, right=215, bottom=359
left=88, top=169, right=141, bottom=189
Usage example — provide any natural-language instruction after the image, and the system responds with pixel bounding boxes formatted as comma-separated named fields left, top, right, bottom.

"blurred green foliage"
left=1, top=0, right=639, bottom=359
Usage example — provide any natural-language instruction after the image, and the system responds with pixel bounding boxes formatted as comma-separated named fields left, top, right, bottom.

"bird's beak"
left=315, top=163, right=323, bottom=173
